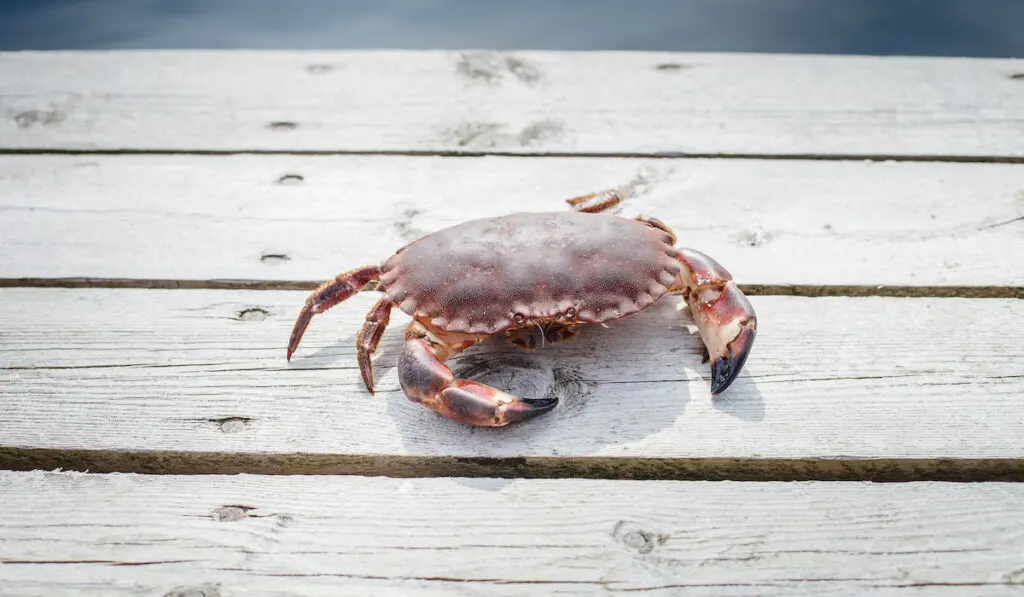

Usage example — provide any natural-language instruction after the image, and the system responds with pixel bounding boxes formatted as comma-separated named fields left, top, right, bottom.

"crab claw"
left=688, top=281, right=757, bottom=394
left=443, top=381, right=558, bottom=426
left=710, top=325, right=756, bottom=394
left=676, top=249, right=757, bottom=394
left=399, top=335, right=558, bottom=427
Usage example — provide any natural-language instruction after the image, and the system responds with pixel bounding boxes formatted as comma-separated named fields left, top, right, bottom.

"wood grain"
left=3, top=48, right=1021, bottom=596
left=1, top=471, right=1023, bottom=596
left=1, top=155, right=1021, bottom=287
left=1, top=288, right=1021, bottom=478
left=1, top=51, right=1022, bottom=157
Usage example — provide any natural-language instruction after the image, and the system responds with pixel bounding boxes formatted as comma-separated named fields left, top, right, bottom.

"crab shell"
left=377, top=211, right=681, bottom=334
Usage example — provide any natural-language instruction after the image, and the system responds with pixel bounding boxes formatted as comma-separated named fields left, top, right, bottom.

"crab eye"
left=513, top=313, right=525, bottom=325
left=565, top=307, right=577, bottom=319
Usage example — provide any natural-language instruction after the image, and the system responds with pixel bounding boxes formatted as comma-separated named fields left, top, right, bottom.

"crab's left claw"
left=397, top=321, right=558, bottom=426
left=675, top=249, right=758, bottom=394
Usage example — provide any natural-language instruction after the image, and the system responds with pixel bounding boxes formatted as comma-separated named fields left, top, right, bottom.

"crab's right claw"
left=676, top=249, right=757, bottom=395
left=688, top=280, right=757, bottom=394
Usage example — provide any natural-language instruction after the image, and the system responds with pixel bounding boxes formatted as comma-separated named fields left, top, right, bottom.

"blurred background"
left=1, top=0, right=1022, bottom=57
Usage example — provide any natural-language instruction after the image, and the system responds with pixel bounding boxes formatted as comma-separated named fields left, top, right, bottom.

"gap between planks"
left=4, top=148, right=1024, bottom=164
left=2, top=449, right=1024, bottom=482
left=0, top=278, right=1020, bottom=298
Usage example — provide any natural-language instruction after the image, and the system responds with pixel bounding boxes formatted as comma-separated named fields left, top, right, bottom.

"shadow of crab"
left=448, top=351, right=597, bottom=418
left=289, top=295, right=764, bottom=455
left=377, top=298, right=731, bottom=455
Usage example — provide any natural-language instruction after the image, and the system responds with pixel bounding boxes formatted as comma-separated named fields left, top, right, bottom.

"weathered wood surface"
left=2, top=288, right=1021, bottom=477
left=2, top=47, right=1022, bottom=596
left=2, top=51, right=1022, bottom=157
left=2, top=472, right=1023, bottom=596
left=0, top=155, right=1021, bottom=287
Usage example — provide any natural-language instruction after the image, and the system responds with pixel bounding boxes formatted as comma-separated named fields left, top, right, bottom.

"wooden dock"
left=1, top=50, right=1023, bottom=595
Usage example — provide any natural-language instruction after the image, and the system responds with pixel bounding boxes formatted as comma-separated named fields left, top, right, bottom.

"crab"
left=286, top=189, right=757, bottom=427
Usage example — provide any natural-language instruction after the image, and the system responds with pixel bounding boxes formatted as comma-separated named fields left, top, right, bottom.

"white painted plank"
left=1, top=288, right=1021, bottom=463
left=1, top=472, right=1023, bottom=596
left=1, top=51, right=1022, bottom=156
left=1, top=155, right=1021, bottom=286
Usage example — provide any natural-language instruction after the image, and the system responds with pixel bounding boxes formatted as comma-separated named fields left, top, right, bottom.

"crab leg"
left=635, top=215, right=678, bottom=244
left=566, top=189, right=624, bottom=213
left=398, top=319, right=558, bottom=426
left=286, top=265, right=381, bottom=361
left=675, top=249, right=757, bottom=394
left=357, top=296, right=393, bottom=393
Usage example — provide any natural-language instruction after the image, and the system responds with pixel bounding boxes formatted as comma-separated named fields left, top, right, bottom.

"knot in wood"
left=613, top=521, right=668, bottom=554
left=260, top=253, right=291, bottom=265
left=622, top=530, right=657, bottom=554
left=237, top=307, right=268, bottom=322
left=211, top=505, right=254, bottom=522
left=208, top=416, right=251, bottom=433
left=164, top=583, right=222, bottom=597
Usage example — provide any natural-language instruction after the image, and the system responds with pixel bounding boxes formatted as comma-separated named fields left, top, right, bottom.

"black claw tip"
left=502, top=397, right=559, bottom=424
left=709, top=357, right=740, bottom=394
left=523, top=397, right=559, bottom=413
left=709, top=327, right=755, bottom=395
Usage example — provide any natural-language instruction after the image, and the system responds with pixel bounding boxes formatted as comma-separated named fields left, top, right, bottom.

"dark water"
left=1, top=0, right=1021, bottom=57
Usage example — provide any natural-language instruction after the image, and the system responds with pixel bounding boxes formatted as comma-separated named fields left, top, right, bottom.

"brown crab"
left=287, top=189, right=757, bottom=427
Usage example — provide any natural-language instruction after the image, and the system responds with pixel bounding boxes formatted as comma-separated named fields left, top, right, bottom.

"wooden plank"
left=1, top=472, right=1023, bottom=596
left=1, top=51, right=1022, bottom=157
left=1, top=288, right=1021, bottom=478
left=1, top=155, right=1021, bottom=287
